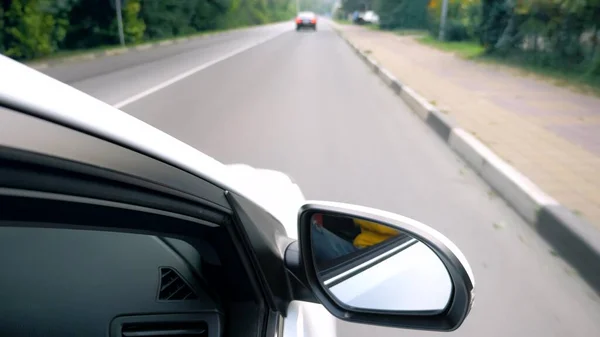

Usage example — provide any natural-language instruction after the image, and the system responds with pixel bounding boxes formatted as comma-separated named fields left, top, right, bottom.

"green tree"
left=141, top=0, right=195, bottom=38
left=63, top=0, right=117, bottom=49
left=123, top=0, right=145, bottom=43
left=342, top=0, right=371, bottom=13
left=3, top=0, right=62, bottom=59
left=375, top=0, right=429, bottom=30
left=0, top=5, right=5, bottom=53
left=479, top=0, right=509, bottom=50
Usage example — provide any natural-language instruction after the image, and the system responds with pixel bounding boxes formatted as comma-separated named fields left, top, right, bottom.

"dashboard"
left=0, top=226, right=224, bottom=337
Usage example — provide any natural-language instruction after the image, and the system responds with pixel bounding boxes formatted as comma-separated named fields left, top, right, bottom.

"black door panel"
left=0, top=226, right=222, bottom=337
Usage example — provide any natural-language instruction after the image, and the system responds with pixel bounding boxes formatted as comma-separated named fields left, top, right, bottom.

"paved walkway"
left=338, top=25, right=600, bottom=227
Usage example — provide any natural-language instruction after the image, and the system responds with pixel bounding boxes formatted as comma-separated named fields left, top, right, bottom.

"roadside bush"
left=3, top=0, right=63, bottom=59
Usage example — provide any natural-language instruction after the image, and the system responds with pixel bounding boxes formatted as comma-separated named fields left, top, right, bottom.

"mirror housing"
left=290, top=201, right=475, bottom=331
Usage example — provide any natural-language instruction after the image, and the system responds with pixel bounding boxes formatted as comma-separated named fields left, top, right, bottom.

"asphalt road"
left=43, top=20, right=600, bottom=337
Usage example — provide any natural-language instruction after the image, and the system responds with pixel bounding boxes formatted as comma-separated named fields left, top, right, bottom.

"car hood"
left=225, top=164, right=305, bottom=239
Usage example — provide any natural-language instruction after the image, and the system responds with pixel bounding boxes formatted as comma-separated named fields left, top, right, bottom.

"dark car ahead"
left=296, top=12, right=317, bottom=31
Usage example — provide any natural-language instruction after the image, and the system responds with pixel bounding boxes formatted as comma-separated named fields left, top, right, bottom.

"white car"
left=296, top=11, right=318, bottom=31
left=362, top=11, right=380, bottom=25
left=0, top=54, right=474, bottom=337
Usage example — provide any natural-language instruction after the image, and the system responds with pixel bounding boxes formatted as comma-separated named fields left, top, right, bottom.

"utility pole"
left=438, top=0, right=449, bottom=41
left=296, top=0, right=300, bottom=12
left=115, top=0, right=125, bottom=46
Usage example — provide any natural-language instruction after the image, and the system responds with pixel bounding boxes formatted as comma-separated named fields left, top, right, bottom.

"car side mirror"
left=288, top=201, right=475, bottom=332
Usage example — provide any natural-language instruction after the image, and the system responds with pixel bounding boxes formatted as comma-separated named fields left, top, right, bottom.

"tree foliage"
left=427, top=0, right=481, bottom=41
left=423, top=0, right=600, bottom=78
left=340, top=0, right=372, bottom=15
left=123, top=0, right=145, bottom=43
left=0, top=0, right=297, bottom=60
left=374, top=0, right=429, bottom=30
left=301, top=0, right=336, bottom=14
left=476, top=0, right=600, bottom=75
left=2, top=0, right=68, bottom=58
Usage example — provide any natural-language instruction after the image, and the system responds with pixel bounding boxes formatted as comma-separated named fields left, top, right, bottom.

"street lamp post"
left=438, top=0, right=449, bottom=41
left=115, top=0, right=125, bottom=46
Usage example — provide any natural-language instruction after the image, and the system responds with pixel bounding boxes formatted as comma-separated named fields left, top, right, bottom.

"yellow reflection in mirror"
left=311, top=213, right=406, bottom=271
left=352, top=218, right=402, bottom=248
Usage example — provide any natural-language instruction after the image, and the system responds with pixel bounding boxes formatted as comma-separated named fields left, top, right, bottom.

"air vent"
left=122, top=321, right=207, bottom=337
left=158, top=267, right=198, bottom=301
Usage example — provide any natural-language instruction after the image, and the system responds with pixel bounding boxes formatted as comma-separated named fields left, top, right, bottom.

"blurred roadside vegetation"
left=417, top=34, right=484, bottom=58
left=335, top=0, right=600, bottom=86
left=0, top=0, right=299, bottom=61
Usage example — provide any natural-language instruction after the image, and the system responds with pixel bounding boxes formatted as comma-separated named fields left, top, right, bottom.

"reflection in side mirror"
left=310, top=213, right=452, bottom=313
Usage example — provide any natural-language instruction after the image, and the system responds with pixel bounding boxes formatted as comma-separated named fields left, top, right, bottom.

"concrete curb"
left=334, top=27, right=600, bottom=294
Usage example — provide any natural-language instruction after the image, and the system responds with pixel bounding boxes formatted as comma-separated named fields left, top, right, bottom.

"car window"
left=298, top=12, right=315, bottom=19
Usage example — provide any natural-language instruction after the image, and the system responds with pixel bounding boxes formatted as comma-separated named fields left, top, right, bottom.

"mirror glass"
left=310, top=213, right=452, bottom=313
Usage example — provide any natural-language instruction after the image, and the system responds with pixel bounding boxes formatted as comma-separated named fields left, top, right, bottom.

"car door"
left=0, top=104, right=302, bottom=337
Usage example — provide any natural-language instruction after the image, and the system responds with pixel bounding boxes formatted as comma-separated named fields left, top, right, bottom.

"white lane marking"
left=323, top=239, right=418, bottom=286
left=113, top=30, right=287, bottom=109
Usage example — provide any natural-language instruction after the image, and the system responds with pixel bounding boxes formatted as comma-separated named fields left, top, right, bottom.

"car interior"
left=0, top=147, right=270, bottom=337
left=0, top=207, right=267, bottom=337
